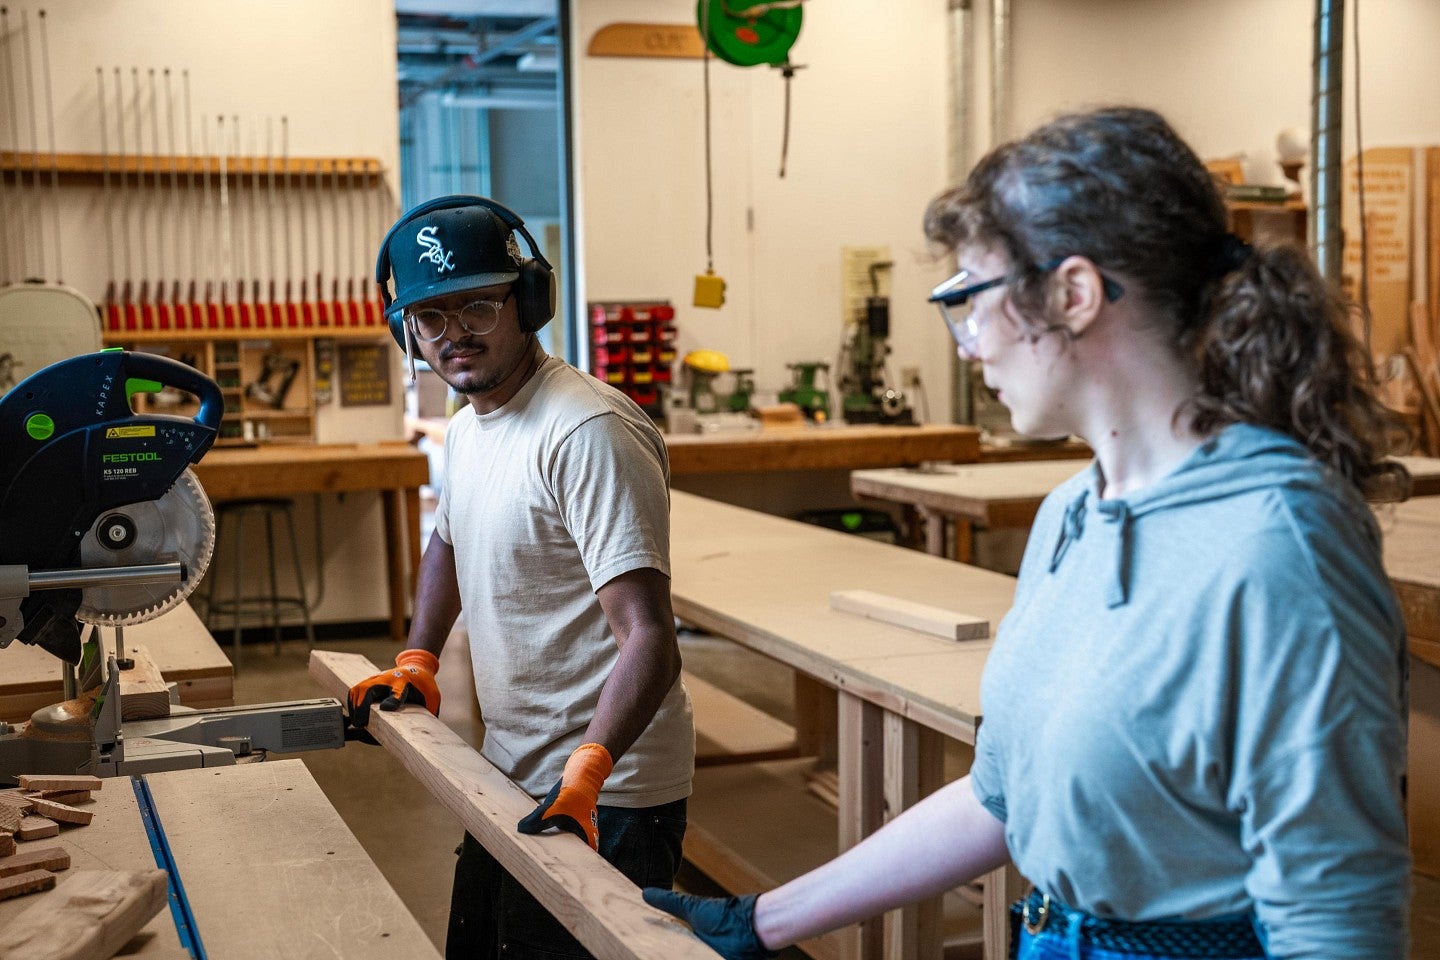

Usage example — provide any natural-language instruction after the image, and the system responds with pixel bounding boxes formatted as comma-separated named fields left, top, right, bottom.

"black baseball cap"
left=380, top=202, right=523, bottom=321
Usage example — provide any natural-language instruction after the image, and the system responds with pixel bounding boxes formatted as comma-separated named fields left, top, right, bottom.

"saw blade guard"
left=76, top=468, right=216, bottom=625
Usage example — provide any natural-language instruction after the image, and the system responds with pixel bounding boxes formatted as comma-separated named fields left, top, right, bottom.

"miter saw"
left=0, top=350, right=343, bottom=783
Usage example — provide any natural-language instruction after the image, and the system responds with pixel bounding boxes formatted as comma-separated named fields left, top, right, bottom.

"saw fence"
left=308, top=650, right=721, bottom=960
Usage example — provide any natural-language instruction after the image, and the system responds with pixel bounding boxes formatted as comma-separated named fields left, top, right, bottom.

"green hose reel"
left=696, top=0, right=803, bottom=68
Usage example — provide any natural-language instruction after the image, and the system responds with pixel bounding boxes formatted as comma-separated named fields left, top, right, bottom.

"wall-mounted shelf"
left=105, top=324, right=390, bottom=344
left=0, top=151, right=384, bottom=185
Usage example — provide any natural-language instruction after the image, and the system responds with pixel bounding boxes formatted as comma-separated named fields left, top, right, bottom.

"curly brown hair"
left=924, top=106, right=1409, bottom=501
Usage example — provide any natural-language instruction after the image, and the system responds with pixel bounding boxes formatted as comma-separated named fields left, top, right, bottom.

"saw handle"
left=118, top=350, right=224, bottom=432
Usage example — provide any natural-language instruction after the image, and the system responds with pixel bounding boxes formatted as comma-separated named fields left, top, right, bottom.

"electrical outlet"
left=901, top=366, right=922, bottom=388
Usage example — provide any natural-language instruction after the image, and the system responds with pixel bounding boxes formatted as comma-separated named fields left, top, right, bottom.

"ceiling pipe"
left=990, top=0, right=1012, bottom=145
left=949, top=0, right=975, bottom=425
left=1309, top=0, right=1344, bottom=281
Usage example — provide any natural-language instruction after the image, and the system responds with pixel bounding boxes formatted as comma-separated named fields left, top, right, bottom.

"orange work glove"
left=516, top=742, right=614, bottom=850
left=346, top=648, right=442, bottom=729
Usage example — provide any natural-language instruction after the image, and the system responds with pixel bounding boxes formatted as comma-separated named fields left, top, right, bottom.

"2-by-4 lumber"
left=308, top=651, right=721, bottom=960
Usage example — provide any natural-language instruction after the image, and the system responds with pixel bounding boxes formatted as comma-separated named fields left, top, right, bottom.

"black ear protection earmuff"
left=374, top=194, right=558, bottom=356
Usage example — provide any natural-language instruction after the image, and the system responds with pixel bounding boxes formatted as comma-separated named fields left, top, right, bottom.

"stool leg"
left=266, top=510, right=282, bottom=656
left=283, top=505, right=316, bottom=652
left=232, top=515, right=245, bottom=674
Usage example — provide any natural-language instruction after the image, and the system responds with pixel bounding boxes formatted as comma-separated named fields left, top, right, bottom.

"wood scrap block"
left=16, top=816, right=59, bottom=841
left=0, top=832, right=12, bottom=858
left=0, top=845, right=69, bottom=877
left=16, top=774, right=102, bottom=793
left=31, top=790, right=92, bottom=806
left=30, top=797, right=93, bottom=826
left=0, top=869, right=167, bottom=959
left=830, top=589, right=990, bottom=642
left=0, top=792, right=33, bottom=815
left=0, top=803, right=20, bottom=834
left=0, top=868, right=55, bottom=902
left=117, top=643, right=172, bottom=721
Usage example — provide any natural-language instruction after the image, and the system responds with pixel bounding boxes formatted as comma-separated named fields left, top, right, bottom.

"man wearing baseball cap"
left=351, top=195, right=694, bottom=959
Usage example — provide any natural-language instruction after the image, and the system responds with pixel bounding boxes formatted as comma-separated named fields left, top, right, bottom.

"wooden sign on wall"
left=338, top=342, right=392, bottom=407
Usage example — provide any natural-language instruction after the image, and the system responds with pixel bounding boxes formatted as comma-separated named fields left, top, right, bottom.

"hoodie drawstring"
left=1050, top=491, right=1089, bottom=573
left=1096, top=499, right=1132, bottom=608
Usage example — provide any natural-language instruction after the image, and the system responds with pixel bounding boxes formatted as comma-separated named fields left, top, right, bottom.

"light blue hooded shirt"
left=970, top=423, right=1409, bottom=958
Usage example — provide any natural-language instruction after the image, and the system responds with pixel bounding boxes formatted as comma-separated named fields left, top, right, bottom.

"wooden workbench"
left=856, top=454, right=1440, bottom=562
left=852, top=460, right=1088, bottom=561
left=666, top=425, right=979, bottom=475
left=192, top=442, right=430, bottom=643
left=0, top=602, right=231, bottom=723
left=0, top=760, right=437, bottom=958
left=671, top=490, right=1017, bottom=960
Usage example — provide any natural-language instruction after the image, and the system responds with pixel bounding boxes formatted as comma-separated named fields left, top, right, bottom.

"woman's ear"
left=1052, top=255, right=1108, bottom=338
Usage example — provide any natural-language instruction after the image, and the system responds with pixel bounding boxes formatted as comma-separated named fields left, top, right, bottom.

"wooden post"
left=881, top=713, right=945, bottom=960
left=837, top=692, right=884, bottom=960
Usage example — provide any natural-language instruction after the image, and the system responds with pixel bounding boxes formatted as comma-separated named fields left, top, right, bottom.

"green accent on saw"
left=697, top=0, right=801, bottom=67
left=25, top=412, right=54, bottom=440
left=101, top=346, right=123, bottom=352
left=126, top=377, right=164, bottom=401
left=841, top=511, right=863, bottom=532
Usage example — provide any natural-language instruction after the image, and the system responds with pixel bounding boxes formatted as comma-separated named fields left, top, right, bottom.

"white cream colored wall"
left=1005, top=0, right=1440, bottom=184
left=573, top=0, right=957, bottom=419
left=28, top=0, right=405, bottom=625
left=575, top=0, right=1440, bottom=437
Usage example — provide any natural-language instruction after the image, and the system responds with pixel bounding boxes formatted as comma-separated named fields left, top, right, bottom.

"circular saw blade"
left=76, top=467, right=216, bottom=625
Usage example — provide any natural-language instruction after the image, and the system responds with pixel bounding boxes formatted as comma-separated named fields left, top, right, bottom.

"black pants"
left=446, top=797, right=687, bottom=960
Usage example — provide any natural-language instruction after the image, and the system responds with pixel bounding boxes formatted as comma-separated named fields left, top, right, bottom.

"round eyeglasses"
left=405, top=290, right=513, bottom=343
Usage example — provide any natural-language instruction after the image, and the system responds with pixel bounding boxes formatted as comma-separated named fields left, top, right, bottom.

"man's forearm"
left=584, top=623, right=681, bottom=761
left=407, top=534, right=463, bottom=657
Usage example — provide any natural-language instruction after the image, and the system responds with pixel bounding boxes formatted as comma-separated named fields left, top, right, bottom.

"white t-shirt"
left=434, top=355, right=693, bottom=806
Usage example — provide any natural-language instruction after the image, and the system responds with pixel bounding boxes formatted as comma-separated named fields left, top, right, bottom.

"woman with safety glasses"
left=648, top=106, right=1411, bottom=960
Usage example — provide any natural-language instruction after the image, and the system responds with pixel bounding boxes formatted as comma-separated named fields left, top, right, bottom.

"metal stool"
left=202, top=498, right=316, bottom=672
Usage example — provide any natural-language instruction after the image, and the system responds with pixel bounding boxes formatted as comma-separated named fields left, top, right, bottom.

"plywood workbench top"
left=670, top=490, right=1015, bottom=741
left=0, top=760, right=436, bottom=958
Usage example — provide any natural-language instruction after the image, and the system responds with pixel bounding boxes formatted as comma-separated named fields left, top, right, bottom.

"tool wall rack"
left=103, top=326, right=388, bottom=445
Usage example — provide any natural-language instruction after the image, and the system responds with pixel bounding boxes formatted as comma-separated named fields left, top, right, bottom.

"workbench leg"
left=882, top=713, right=945, bottom=960
left=794, top=674, right=838, bottom=764
left=954, top=519, right=974, bottom=565
left=838, top=692, right=884, bottom=960
left=981, top=862, right=1026, bottom=960
left=919, top=508, right=948, bottom=558
left=405, top=486, right=423, bottom=592
left=381, top=490, right=407, bottom=644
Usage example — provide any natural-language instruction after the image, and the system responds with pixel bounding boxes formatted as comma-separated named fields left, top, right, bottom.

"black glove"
left=642, top=889, right=777, bottom=960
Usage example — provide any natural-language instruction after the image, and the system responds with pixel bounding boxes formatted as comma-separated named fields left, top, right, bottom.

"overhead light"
left=516, top=51, right=557, bottom=72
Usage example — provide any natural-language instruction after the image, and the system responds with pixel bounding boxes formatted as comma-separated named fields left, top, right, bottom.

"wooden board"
left=587, top=22, right=705, bottom=59
left=16, top=817, right=57, bottom=841
left=309, top=651, right=721, bottom=960
left=830, top=590, right=989, bottom=642
left=0, top=603, right=232, bottom=724
left=1383, top=498, right=1440, bottom=646
left=30, top=798, right=92, bottom=826
left=0, top=869, right=167, bottom=960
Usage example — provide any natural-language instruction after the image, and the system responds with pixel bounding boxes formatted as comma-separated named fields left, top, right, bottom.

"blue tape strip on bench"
left=132, top=774, right=208, bottom=959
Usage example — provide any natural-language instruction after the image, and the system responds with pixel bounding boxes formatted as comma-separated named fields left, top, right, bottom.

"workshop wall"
left=1007, top=0, right=1440, bottom=188
left=25, top=0, right=406, bottom=626
left=575, top=0, right=1440, bottom=429
left=573, top=0, right=956, bottom=422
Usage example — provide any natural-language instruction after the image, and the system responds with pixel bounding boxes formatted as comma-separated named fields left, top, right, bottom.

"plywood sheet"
left=141, top=761, right=437, bottom=960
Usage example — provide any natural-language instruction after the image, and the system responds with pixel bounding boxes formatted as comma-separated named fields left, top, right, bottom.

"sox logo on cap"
left=416, top=226, right=455, bottom=274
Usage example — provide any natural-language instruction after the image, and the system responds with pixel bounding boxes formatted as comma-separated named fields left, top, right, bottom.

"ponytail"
left=1188, top=243, right=1411, bottom=502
